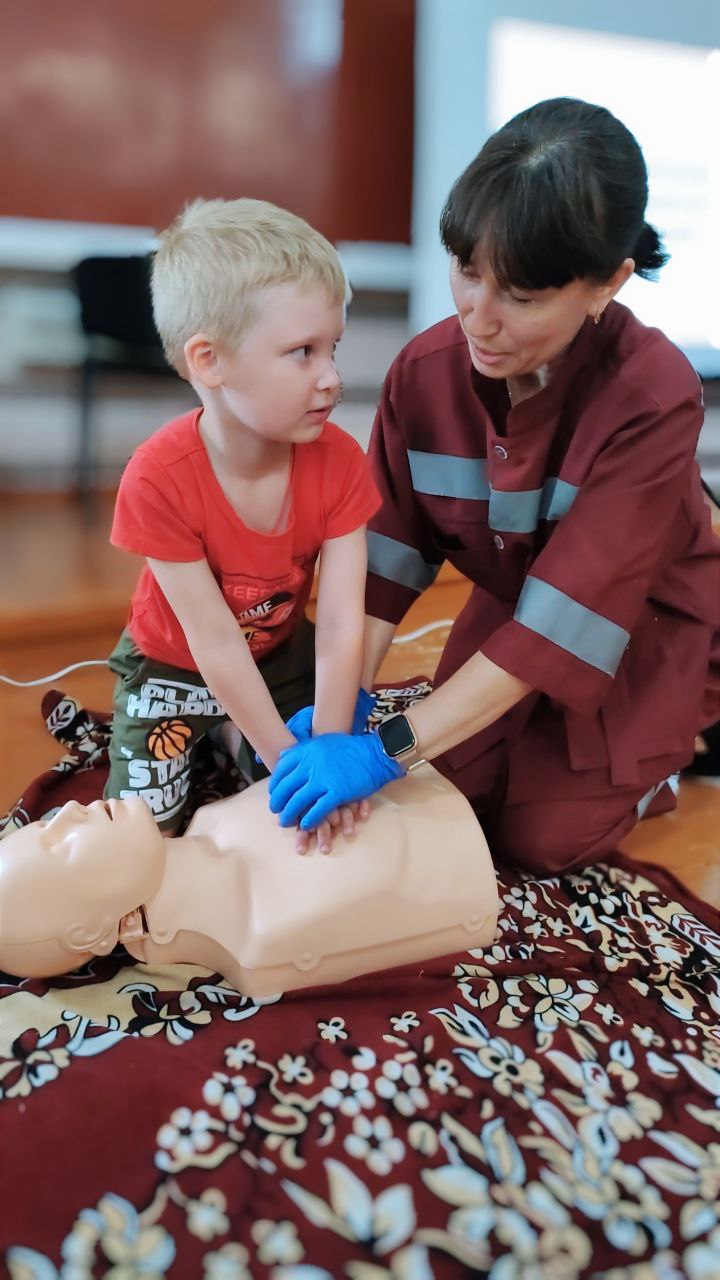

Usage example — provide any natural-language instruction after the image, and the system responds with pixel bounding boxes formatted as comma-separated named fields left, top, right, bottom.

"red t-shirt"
left=111, top=410, right=380, bottom=669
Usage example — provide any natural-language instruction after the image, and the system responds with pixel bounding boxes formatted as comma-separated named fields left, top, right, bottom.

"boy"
left=105, top=198, right=379, bottom=840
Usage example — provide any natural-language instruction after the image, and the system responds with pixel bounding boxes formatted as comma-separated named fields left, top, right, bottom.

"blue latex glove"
left=284, top=688, right=377, bottom=742
left=352, top=687, right=378, bottom=734
left=284, top=704, right=314, bottom=742
left=256, top=690, right=379, bottom=766
left=268, top=731, right=405, bottom=830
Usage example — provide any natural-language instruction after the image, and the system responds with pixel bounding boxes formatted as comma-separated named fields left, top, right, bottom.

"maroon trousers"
left=432, top=703, right=679, bottom=876
left=430, top=598, right=686, bottom=877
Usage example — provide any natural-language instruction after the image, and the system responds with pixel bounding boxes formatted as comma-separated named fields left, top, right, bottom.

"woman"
left=269, top=97, right=720, bottom=874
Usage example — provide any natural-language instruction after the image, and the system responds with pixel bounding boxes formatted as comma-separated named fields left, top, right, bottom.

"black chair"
left=73, top=255, right=178, bottom=500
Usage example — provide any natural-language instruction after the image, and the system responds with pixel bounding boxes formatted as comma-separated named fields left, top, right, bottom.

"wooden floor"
left=1, top=491, right=719, bottom=908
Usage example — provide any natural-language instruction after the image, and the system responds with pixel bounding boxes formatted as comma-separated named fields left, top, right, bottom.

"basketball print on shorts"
left=146, top=718, right=193, bottom=760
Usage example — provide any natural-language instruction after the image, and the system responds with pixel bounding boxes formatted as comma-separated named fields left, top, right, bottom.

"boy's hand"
left=350, top=688, right=377, bottom=734
left=285, top=688, right=377, bottom=743
left=285, top=705, right=314, bottom=742
left=294, top=799, right=371, bottom=854
left=269, top=732, right=405, bottom=831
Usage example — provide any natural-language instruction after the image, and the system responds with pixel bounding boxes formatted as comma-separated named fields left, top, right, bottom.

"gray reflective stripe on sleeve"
left=539, top=477, right=579, bottom=521
left=408, top=450, right=489, bottom=500
left=366, top=530, right=441, bottom=592
left=514, top=577, right=630, bottom=676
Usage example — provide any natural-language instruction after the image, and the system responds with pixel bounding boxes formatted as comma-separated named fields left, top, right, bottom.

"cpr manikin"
left=0, top=764, right=499, bottom=996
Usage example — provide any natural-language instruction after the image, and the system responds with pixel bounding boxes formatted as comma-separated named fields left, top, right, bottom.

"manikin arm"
left=147, top=557, right=295, bottom=769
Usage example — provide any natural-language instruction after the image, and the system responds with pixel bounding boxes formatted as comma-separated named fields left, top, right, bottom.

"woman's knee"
left=489, top=796, right=639, bottom=877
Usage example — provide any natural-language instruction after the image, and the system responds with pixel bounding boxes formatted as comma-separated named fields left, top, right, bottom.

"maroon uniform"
left=365, top=302, right=720, bottom=873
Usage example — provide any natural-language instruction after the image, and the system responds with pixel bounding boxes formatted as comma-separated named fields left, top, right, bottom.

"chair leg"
left=77, top=358, right=97, bottom=512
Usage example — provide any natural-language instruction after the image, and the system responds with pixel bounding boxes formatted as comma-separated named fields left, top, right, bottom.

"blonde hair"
left=151, top=197, right=350, bottom=376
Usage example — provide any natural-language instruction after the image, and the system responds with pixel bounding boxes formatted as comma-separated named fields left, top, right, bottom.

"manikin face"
left=210, top=282, right=345, bottom=444
left=0, top=798, right=165, bottom=953
left=449, top=251, right=630, bottom=381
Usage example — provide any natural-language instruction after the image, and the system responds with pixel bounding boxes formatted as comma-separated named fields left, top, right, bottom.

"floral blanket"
left=1, top=689, right=720, bottom=1280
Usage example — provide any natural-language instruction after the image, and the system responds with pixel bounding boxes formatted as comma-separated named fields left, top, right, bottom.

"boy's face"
left=214, top=282, right=345, bottom=443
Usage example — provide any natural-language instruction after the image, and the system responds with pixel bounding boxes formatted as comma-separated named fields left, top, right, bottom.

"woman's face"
left=449, top=251, right=631, bottom=381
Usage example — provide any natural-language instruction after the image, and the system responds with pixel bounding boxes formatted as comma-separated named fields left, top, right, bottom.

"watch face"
left=379, top=714, right=415, bottom=758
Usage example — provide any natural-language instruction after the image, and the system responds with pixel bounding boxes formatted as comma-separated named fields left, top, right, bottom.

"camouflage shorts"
left=104, top=621, right=315, bottom=832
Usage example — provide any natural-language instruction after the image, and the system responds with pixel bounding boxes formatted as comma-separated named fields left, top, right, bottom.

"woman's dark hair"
left=440, top=97, right=668, bottom=290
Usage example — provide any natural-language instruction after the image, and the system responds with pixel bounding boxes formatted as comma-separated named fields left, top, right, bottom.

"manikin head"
left=0, top=798, right=165, bottom=978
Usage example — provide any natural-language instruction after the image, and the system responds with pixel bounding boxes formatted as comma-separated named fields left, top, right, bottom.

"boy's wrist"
left=310, top=690, right=359, bottom=737
left=257, top=725, right=297, bottom=771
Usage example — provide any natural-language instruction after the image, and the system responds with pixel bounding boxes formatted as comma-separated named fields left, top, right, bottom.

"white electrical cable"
left=391, top=619, right=455, bottom=644
left=0, top=619, right=456, bottom=687
left=0, top=660, right=110, bottom=687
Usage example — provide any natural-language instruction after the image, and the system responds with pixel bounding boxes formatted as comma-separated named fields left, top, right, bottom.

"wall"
left=0, top=0, right=414, bottom=245
left=411, top=0, right=720, bottom=335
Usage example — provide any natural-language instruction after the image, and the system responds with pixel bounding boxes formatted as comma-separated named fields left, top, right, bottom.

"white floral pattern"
left=2, top=685, right=720, bottom=1278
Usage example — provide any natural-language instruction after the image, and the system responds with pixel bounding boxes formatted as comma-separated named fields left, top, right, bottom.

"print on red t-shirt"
left=222, top=557, right=316, bottom=658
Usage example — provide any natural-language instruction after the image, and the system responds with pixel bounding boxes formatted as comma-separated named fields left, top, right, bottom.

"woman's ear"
left=593, top=258, right=635, bottom=319
left=184, top=333, right=224, bottom=388
left=608, top=257, right=635, bottom=297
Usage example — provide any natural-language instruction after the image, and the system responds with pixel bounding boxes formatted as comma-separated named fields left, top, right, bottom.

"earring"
left=593, top=312, right=601, bottom=326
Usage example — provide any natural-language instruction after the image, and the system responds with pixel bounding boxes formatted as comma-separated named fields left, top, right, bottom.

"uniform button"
left=493, top=534, right=505, bottom=550
left=493, top=444, right=508, bottom=459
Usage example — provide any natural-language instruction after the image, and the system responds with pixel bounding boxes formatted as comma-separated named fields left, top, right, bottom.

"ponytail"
left=633, top=222, right=669, bottom=279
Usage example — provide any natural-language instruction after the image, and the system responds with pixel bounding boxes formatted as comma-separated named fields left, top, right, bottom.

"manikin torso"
left=120, top=764, right=499, bottom=996
left=0, top=765, right=499, bottom=994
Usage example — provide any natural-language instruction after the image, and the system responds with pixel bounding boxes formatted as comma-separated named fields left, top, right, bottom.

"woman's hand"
left=269, top=732, right=404, bottom=831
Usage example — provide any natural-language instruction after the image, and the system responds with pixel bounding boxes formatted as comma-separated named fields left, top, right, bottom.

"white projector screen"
left=489, top=20, right=720, bottom=376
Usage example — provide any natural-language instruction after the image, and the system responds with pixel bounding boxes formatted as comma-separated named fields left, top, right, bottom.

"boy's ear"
left=184, top=333, right=224, bottom=387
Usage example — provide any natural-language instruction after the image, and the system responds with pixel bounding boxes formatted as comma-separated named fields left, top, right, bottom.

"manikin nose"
left=46, top=800, right=86, bottom=829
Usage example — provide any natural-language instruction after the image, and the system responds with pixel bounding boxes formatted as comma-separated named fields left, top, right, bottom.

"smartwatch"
left=376, top=712, right=418, bottom=761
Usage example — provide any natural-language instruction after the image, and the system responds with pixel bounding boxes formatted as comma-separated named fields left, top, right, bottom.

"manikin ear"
left=183, top=333, right=225, bottom=388
left=65, top=918, right=120, bottom=957
left=591, top=258, right=635, bottom=321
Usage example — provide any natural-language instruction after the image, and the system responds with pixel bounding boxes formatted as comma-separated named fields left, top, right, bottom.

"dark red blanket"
left=1, top=689, right=719, bottom=1278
